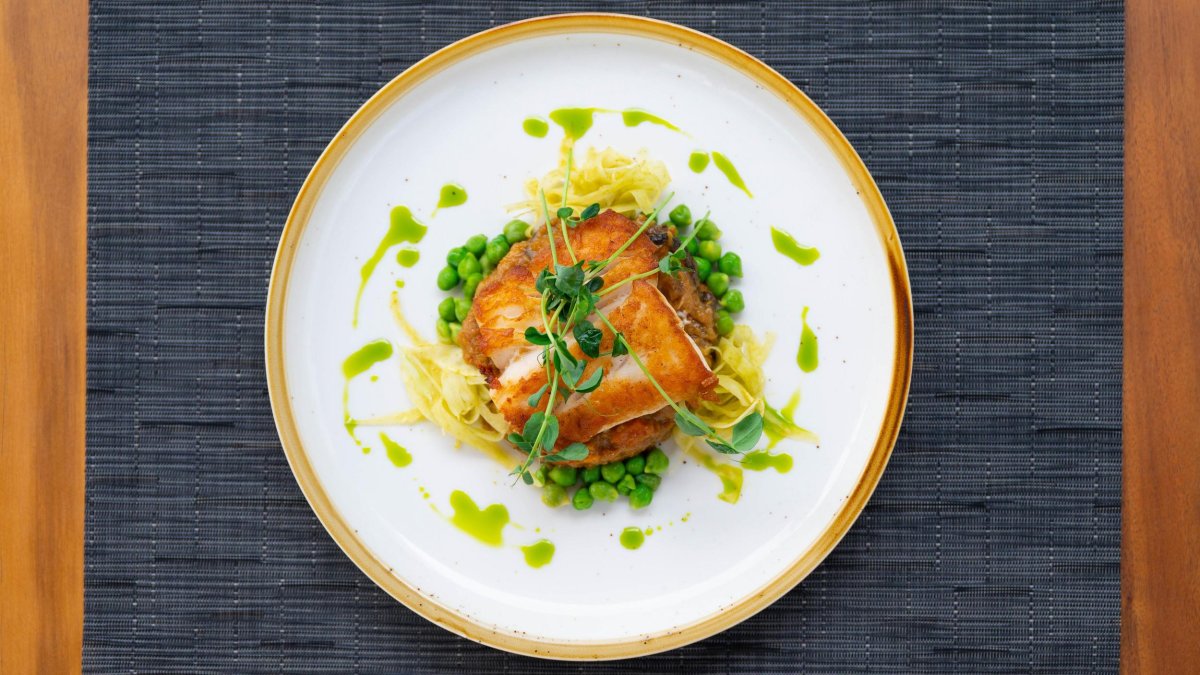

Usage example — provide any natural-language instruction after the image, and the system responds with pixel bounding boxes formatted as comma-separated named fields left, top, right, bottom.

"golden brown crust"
left=459, top=210, right=716, bottom=466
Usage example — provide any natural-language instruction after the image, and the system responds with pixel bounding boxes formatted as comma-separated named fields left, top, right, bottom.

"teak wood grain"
left=1124, top=0, right=1200, bottom=672
left=0, top=0, right=87, bottom=673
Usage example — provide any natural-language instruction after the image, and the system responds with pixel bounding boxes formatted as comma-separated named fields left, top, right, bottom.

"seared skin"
left=458, top=210, right=658, bottom=382
left=459, top=210, right=717, bottom=466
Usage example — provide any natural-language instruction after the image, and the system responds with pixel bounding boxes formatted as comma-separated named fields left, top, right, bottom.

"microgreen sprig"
left=507, top=194, right=761, bottom=484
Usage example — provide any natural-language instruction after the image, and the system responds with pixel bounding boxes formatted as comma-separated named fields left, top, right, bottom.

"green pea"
left=454, top=297, right=471, bottom=323
left=534, top=465, right=549, bottom=486
left=542, top=483, right=568, bottom=507
left=695, top=218, right=722, bottom=240
left=694, top=257, right=712, bottom=282
left=645, top=447, right=669, bottom=475
left=435, top=318, right=452, bottom=343
left=635, top=473, right=662, bottom=491
left=698, top=240, right=722, bottom=262
left=669, top=204, right=692, bottom=228
left=685, top=238, right=699, bottom=255
left=457, top=252, right=481, bottom=278
left=437, top=297, right=458, bottom=322
left=706, top=272, right=730, bottom=297
left=629, top=485, right=654, bottom=509
left=617, top=474, right=637, bottom=496
left=600, top=462, right=626, bottom=483
left=718, top=252, right=743, bottom=278
left=548, top=465, right=578, bottom=487
left=446, top=246, right=467, bottom=268
left=485, top=237, right=510, bottom=265
left=448, top=322, right=462, bottom=343
left=625, top=455, right=646, bottom=476
left=503, top=219, right=530, bottom=242
left=581, top=466, right=601, bottom=484
left=463, top=273, right=483, bottom=300
left=716, top=310, right=735, bottom=336
left=436, top=266, right=460, bottom=290
left=722, top=289, right=745, bottom=314
left=572, top=486, right=594, bottom=510
left=480, top=254, right=495, bottom=275
left=588, top=481, right=618, bottom=502
left=464, top=234, right=488, bottom=256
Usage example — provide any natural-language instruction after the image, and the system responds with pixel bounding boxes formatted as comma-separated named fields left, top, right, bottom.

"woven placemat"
left=86, top=1, right=1123, bottom=672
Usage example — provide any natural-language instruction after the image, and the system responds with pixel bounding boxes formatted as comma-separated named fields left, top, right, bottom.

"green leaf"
left=573, top=320, right=603, bottom=358
left=587, top=277, right=603, bottom=292
left=523, top=412, right=545, bottom=441
left=673, top=409, right=708, bottom=437
left=544, top=442, right=589, bottom=462
left=570, top=292, right=594, bottom=324
left=541, top=414, right=560, bottom=451
left=527, top=383, right=550, bottom=407
left=561, top=358, right=586, bottom=388
left=521, top=470, right=534, bottom=485
left=581, top=203, right=600, bottom=220
left=611, top=334, right=629, bottom=357
left=554, top=264, right=585, bottom=296
left=506, top=432, right=532, bottom=453
left=535, top=269, right=553, bottom=293
left=556, top=206, right=573, bottom=219
left=708, top=439, right=739, bottom=455
left=524, top=326, right=551, bottom=346
left=730, top=412, right=764, bottom=453
left=574, top=366, right=604, bottom=393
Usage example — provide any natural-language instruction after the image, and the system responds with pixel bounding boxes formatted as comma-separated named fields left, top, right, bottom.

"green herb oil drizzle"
left=679, top=442, right=743, bottom=504
left=770, top=226, right=820, bottom=266
left=798, top=306, right=818, bottom=372
left=341, top=340, right=394, bottom=451
left=435, top=183, right=467, bottom=211
left=354, top=206, right=427, bottom=326
left=522, top=116, right=549, bottom=138
left=379, top=433, right=412, bottom=468
left=521, top=539, right=555, bottom=568
left=763, top=391, right=818, bottom=449
left=742, top=450, right=793, bottom=473
left=549, top=107, right=603, bottom=141
left=710, top=151, right=753, bottom=198
left=619, top=527, right=645, bottom=550
left=621, top=108, right=682, bottom=133
left=448, top=490, right=509, bottom=547
left=395, top=248, right=419, bottom=268
left=688, top=151, right=710, bottom=173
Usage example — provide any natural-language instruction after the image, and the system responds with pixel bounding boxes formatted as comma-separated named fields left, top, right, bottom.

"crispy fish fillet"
left=459, top=210, right=717, bottom=466
left=458, top=210, right=659, bottom=381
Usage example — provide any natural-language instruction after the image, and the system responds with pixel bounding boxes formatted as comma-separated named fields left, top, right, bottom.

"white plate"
left=266, top=14, right=911, bottom=660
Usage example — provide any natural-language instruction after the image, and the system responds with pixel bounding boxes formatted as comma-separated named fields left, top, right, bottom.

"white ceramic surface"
left=273, top=25, right=903, bottom=651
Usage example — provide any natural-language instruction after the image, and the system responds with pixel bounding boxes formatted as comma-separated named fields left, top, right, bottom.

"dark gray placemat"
left=86, top=1, right=1123, bottom=672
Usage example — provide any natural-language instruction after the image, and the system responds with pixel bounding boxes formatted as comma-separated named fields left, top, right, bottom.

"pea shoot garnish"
left=506, top=187, right=763, bottom=484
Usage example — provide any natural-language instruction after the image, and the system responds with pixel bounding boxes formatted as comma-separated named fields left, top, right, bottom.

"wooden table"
left=1, top=1, right=1195, bottom=672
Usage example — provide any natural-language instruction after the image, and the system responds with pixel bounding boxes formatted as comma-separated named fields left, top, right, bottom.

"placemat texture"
left=86, top=1, right=1123, bottom=672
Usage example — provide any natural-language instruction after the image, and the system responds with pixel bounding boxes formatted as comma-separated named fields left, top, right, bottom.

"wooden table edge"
left=0, top=1, right=88, bottom=673
left=1123, top=0, right=1200, bottom=672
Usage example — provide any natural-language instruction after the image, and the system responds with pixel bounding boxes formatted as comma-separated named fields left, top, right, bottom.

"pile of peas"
left=665, top=204, right=744, bottom=336
left=434, top=219, right=531, bottom=343
left=537, top=447, right=669, bottom=510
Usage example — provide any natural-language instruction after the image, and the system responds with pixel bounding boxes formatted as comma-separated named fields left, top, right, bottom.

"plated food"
left=267, top=14, right=911, bottom=660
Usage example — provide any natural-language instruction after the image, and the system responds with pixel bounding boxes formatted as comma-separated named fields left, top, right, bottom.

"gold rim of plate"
left=264, top=12, right=914, bottom=661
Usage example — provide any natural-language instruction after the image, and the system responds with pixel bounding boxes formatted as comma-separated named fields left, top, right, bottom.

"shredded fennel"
left=516, top=147, right=670, bottom=218
left=677, top=325, right=818, bottom=450
left=355, top=293, right=512, bottom=466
